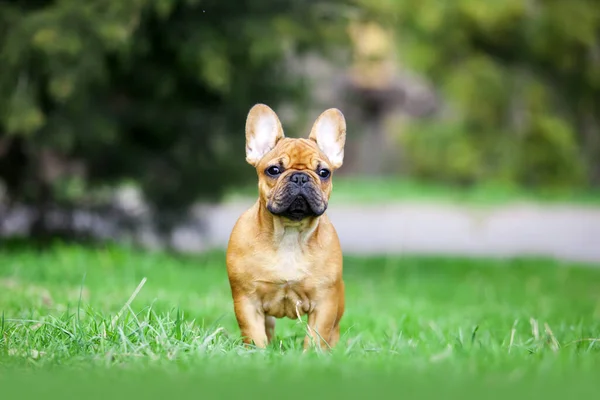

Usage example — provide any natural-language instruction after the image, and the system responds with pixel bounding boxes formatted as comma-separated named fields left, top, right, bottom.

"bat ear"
left=308, top=108, right=346, bottom=169
left=245, top=104, right=284, bottom=166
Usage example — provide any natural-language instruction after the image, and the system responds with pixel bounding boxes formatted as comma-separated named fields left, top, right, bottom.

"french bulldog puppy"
left=226, top=104, right=346, bottom=350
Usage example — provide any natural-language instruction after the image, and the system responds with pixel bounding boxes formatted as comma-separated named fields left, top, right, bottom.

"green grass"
left=1, top=242, right=600, bottom=398
left=226, top=177, right=600, bottom=206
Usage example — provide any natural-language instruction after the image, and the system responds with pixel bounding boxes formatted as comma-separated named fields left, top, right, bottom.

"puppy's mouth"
left=283, top=196, right=312, bottom=221
left=267, top=192, right=327, bottom=221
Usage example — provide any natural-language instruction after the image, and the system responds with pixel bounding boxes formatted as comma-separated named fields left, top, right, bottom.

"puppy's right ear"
left=245, top=104, right=284, bottom=166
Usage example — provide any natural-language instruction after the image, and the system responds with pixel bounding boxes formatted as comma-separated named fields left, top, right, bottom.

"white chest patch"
left=269, top=228, right=310, bottom=282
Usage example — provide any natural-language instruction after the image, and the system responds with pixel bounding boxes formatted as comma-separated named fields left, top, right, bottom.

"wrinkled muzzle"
left=267, top=176, right=327, bottom=221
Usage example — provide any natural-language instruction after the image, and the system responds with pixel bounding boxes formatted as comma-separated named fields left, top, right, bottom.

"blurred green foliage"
left=363, top=0, right=600, bottom=188
left=2, top=0, right=598, bottom=230
left=0, top=0, right=346, bottom=216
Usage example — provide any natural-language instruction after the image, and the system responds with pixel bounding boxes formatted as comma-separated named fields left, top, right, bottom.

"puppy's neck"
left=256, top=200, right=319, bottom=246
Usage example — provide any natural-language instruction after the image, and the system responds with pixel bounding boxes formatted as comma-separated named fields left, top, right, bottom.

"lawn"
left=226, top=177, right=600, bottom=206
left=1, top=242, right=600, bottom=399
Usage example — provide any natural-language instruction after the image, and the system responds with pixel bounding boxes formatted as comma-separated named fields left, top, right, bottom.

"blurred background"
left=1, top=0, right=599, bottom=261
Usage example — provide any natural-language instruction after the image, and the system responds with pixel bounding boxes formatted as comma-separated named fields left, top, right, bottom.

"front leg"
left=265, top=316, right=276, bottom=344
left=304, top=282, right=344, bottom=350
left=233, top=295, right=268, bottom=348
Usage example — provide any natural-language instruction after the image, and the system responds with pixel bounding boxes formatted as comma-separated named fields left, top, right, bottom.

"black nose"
left=289, top=172, right=309, bottom=186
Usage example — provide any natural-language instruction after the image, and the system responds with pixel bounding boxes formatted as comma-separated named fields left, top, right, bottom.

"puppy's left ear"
left=309, top=108, right=346, bottom=169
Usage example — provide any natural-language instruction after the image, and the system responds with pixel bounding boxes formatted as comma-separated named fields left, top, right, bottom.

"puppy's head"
left=245, top=104, right=346, bottom=221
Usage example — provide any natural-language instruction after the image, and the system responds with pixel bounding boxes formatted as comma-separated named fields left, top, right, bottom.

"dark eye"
left=318, top=168, right=331, bottom=179
left=266, top=166, right=282, bottom=176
